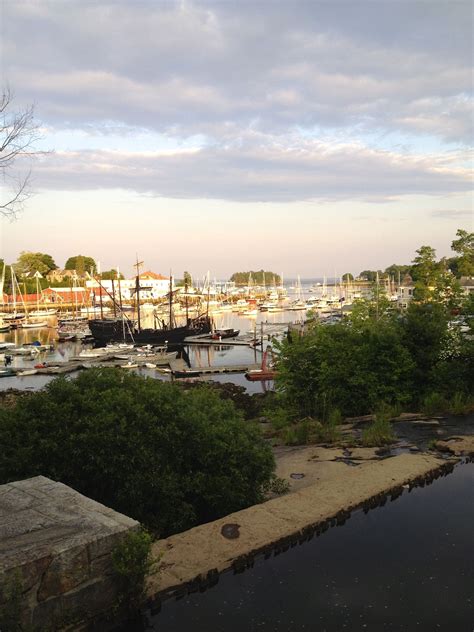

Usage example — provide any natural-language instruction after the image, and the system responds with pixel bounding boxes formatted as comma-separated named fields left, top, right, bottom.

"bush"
left=275, top=320, right=415, bottom=417
left=112, top=528, right=156, bottom=611
left=282, top=420, right=310, bottom=445
left=449, top=392, right=474, bottom=415
left=0, top=369, right=275, bottom=536
left=361, top=417, right=396, bottom=447
left=263, top=474, right=290, bottom=496
left=315, top=408, right=342, bottom=443
left=422, top=392, right=448, bottom=416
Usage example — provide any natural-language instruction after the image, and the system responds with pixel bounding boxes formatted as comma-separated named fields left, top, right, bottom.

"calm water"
left=0, top=307, right=298, bottom=393
left=150, top=462, right=474, bottom=632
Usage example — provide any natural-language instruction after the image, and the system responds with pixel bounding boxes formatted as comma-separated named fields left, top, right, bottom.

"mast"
left=111, top=277, right=116, bottom=317
left=117, top=267, right=126, bottom=340
left=133, top=257, right=143, bottom=333
left=11, top=266, right=16, bottom=317
left=185, top=278, right=189, bottom=323
left=169, top=273, right=173, bottom=329
left=34, top=271, right=41, bottom=312
left=73, top=273, right=78, bottom=320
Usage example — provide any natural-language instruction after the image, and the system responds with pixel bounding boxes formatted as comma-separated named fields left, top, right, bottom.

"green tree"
left=176, top=271, right=193, bottom=287
left=342, top=272, right=354, bottom=282
left=358, top=270, right=383, bottom=282
left=0, top=369, right=274, bottom=536
left=100, top=269, right=124, bottom=280
left=15, top=251, right=57, bottom=276
left=65, top=255, right=96, bottom=274
left=384, top=264, right=412, bottom=280
left=399, top=302, right=449, bottom=391
left=275, top=319, right=415, bottom=418
left=451, top=229, right=474, bottom=277
left=230, top=270, right=281, bottom=285
left=411, top=245, right=440, bottom=301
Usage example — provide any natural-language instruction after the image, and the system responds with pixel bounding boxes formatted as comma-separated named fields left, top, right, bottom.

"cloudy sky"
left=0, top=0, right=472, bottom=278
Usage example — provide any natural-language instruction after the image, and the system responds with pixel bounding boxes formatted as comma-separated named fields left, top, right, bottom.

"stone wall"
left=0, top=476, right=139, bottom=630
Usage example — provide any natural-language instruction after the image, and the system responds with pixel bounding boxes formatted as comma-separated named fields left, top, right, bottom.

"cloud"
left=3, top=1, right=473, bottom=144
left=430, top=209, right=473, bottom=219
left=30, top=139, right=472, bottom=203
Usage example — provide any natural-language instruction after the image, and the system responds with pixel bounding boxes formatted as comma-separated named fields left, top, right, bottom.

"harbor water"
left=149, top=461, right=474, bottom=632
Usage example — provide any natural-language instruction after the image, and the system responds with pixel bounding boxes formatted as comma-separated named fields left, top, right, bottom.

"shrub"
left=275, top=320, right=415, bottom=418
left=282, top=420, right=310, bottom=446
left=263, top=475, right=290, bottom=496
left=449, top=392, right=474, bottom=415
left=0, top=369, right=275, bottom=536
left=422, top=392, right=448, bottom=416
left=112, top=528, right=156, bottom=611
left=361, top=418, right=396, bottom=447
left=316, top=408, right=342, bottom=443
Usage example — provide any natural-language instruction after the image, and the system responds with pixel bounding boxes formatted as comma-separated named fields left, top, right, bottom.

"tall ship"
left=88, top=263, right=212, bottom=345
left=88, top=313, right=212, bottom=345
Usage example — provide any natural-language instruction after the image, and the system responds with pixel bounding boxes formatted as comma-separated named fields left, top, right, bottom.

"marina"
left=0, top=277, right=359, bottom=392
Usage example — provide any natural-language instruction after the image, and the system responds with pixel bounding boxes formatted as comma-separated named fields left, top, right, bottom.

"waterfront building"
left=85, top=271, right=171, bottom=301
left=398, top=274, right=414, bottom=309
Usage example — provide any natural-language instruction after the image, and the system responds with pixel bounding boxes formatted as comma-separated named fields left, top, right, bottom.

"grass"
left=449, top=392, right=474, bottom=415
left=361, top=404, right=396, bottom=447
left=422, top=392, right=448, bottom=416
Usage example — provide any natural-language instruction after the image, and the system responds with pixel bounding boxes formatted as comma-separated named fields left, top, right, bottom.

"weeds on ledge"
left=361, top=404, right=396, bottom=447
left=112, top=527, right=158, bottom=612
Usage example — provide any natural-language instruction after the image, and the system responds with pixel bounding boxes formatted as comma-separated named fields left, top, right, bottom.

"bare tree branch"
left=0, top=87, right=45, bottom=218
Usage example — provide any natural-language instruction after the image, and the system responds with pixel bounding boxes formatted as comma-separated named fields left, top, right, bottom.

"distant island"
left=230, top=270, right=281, bottom=285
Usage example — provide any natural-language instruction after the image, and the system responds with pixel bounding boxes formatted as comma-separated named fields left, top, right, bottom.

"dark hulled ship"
left=88, top=314, right=212, bottom=345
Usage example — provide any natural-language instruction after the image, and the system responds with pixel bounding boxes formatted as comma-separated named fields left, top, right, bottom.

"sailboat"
left=28, top=271, right=57, bottom=317
left=88, top=261, right=212, bottom=344
left=288, top=275, right=307, bottom=310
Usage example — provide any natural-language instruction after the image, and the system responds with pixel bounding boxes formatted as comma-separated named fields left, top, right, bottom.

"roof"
left=459, top=276, right=474, bottom=287
left=139, top=271, right=169, bottom=281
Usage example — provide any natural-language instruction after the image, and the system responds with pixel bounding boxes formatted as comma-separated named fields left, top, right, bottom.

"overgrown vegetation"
left=112, top=528, right=156, bottom=611
left=361, top=404, right=397, bottom=447
left=0, top=369, right=275, bottom=537
left=276, top=233, right=473, bottom=424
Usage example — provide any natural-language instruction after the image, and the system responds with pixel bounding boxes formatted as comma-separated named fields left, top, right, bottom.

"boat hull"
left=88, top=316, right=212, bottom=345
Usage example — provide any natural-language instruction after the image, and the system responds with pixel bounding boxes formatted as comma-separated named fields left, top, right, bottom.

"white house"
left=86, top=271, right=171, bottom=301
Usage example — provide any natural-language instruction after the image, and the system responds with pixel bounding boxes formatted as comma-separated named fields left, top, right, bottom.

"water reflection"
left=150, top=462, right=474, bottom=632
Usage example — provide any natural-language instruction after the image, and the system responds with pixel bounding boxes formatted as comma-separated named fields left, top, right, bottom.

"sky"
left=0, top=0, right=472, bottom=279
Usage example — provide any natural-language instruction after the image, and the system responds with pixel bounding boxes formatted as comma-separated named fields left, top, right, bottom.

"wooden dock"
left=170, top=358, right=260, bottom=376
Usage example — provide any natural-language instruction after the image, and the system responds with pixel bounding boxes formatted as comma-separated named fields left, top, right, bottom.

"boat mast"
left=11, top=266, right=16, bottom=317
left=133, top=257, right=143, bottom=333
left=169, top=272, right=173, bottom=329
left=185, top=278, right=189, bottom=324
left=117, top=267, right=126, bottom=340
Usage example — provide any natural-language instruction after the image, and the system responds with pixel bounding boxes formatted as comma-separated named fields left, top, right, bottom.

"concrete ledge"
left=148, top=453, right=453, bottom=601
left=0, top=476, right=139, bottom=629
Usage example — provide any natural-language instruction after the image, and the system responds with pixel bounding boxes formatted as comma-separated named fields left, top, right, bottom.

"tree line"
left=358, top=229, right=473, bottom=281
left=274, top=232, right=473, bottom=422
left=230, top=270, right=281, bottom=285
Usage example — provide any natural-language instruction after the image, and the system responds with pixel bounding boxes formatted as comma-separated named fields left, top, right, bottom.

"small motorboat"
left=245, top=346, right=277, bottom=381
left=121, top=362, right=138, bottom=369
left=245, top=369, right=277, bottom=381
left=210, top=328, right=240, bottom=340
left=21, top=320, right=49, bottom=328
left=173, top=369, right=201, bottom=378
left=0, top=368, right=15, bottom=378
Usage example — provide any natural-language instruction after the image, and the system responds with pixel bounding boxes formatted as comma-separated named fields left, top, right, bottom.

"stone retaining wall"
left=148, top=453, right=455, bottom=602
left=0, top=476, right=138, bottom=630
